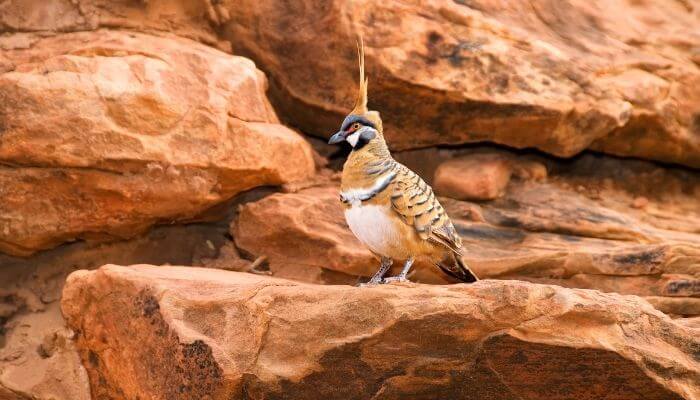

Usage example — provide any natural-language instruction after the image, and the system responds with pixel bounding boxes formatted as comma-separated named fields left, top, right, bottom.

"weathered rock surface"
left=233, top=152, right=700, bottom=316
left=233, top=185, right=374, bottom=283
left=62, top=265, right=699, bottom=399
left=223, top=0, right=700, bottom=167
left=0, top=222, right=234, bottom=400
left=0, top=30, right=315, bottom=256
left=433, top=152, right=514, bottom=200
left=0, top=0, right=229, bottom=50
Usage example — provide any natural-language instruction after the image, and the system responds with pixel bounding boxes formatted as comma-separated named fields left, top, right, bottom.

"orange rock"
left=0, top=222, right=233, bottom=400
left=633, top=196, right=650, bottom=209
left=0, top=30, right=315, bottom=256
left=0, top=0, right=229, bottom=50
left=233, top=185, right=375, bottom=279
left=511, top=159, right=548, bottom=181
left=223, top=0, right=700, bottom=167
left=61, top=265, right=700, bottom=399
left=433, top=154, right=513, bottom=200
left=232, top=153, right=700, bottom=315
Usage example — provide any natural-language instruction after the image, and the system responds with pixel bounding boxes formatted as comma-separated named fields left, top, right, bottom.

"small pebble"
left=632, top=196, right=649, bottom=209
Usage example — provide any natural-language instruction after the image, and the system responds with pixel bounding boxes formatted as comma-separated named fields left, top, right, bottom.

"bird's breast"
left=344, top=203, right=399, bottom=257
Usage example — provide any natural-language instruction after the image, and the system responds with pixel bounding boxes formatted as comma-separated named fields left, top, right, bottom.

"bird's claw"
left=383, top=276, right=410, bottom=284
left=356, top=276, right=411, bottom=287
left=356, top=278, right=385, bottom=287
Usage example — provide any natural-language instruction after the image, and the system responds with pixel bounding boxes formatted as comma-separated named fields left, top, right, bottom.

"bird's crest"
left=351, top=37, right=369, bottom=115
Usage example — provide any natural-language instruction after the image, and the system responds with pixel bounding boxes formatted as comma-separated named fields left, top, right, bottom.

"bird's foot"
left=382, top=275, right=410, bottom=284
left=356, top=276, right=386, bottom=287
left=357, top=257, right=393, bottom=287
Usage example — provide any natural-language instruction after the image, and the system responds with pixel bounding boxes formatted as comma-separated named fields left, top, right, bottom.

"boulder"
left=0, top=222, right=233, bottom=400
left=433, top=153, right=514, bottom=200
left=222, top=0, right=700, bottom=167
left=61, top=265, right=699, bottom=399
left=0, top=0, right=229, bottom=50
left=0, top=30, right=315, bottom=256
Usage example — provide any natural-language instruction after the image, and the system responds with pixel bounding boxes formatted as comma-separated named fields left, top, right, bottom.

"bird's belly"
left=344, top=204, right=403, bottom=258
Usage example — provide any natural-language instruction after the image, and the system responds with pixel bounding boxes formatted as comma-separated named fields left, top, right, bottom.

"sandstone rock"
left=633, top=196, right=650, bottom=209
left=233, top=185, right=373, bottom=282
left=511, top=159, right=548, bottom=181
left=433, top=153, right=513, bottom=200
left=223, top=0, right=700, bottom=167
left=61, top=265, right=699, bottom=399
left=0, top=303, right=90, bottom=400
left=233, top=152, right=700, bottom=315
left=450, top=153, right=700, bottom=316
left=0, top=222, right=233, bottom=400
left=0, top=0, right=230, bottom=50
left=0, top=30, right=315, bottom=256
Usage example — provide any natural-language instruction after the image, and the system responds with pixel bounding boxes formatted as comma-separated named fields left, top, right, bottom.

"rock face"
left=62, top=265, right=699, bottom=400
left=223, top=0, right=700, bottom=167
left=433, top=153, right=514, bottom=200
left=0, top=0, right=229, bottom=50
left=0, top=30, right=315, bottom=256
left=233, top=152, right=700, bottom=316
left=1, top=1, right=699, bottom=399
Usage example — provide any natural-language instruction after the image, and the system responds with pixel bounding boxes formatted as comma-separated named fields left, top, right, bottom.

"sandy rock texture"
left=61, top=265, right=699, bottom=400
left=234, top=152, right=700, bottom=316
left=0, top=30, right=315, bottom=256
left=0, top=221, right=237, bottom=400
left=1, top=1, right=699, bottom=399
left=433, top=153, right=515, bottom=200
left=223, top=0, right=700, bottom=167
left=0, top=0, right=229, bottom=49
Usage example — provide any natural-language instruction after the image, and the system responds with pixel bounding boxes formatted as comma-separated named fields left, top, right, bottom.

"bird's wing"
left=390, top=163, right=463, bottom=254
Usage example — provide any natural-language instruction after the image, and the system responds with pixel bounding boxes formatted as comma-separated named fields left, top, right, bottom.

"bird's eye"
left=352, top=123, right=361, bottom=130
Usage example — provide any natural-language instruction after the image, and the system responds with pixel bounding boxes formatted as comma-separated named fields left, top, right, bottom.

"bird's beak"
left=328, top=131, right=345, bottom=145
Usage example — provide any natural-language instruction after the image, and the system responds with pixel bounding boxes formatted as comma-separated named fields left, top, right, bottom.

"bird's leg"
left=358, top=256, right=393, bottom=286
left=383, top=257, right=414, bottom=283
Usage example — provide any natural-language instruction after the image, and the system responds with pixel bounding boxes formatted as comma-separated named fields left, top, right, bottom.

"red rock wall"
left=1, top=1, right=699, bottom=399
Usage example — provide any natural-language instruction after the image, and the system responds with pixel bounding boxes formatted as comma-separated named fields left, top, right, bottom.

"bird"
left=328, top=39, right=479, bottom=285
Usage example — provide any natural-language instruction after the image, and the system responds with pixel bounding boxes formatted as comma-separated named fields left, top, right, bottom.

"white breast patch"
left=340, top=172, right=396, bottom=207
left=344, top=204, right=398, bottom=256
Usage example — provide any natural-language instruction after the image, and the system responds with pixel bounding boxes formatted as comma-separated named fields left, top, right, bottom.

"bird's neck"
left=341, top=136, right=393, bottom=190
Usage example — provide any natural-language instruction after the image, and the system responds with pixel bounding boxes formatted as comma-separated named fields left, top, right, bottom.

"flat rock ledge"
left=61, top=265, right=699, bottom=400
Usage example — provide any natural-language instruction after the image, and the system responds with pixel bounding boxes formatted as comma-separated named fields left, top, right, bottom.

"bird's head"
left=328, top=38, right=383, bottom=150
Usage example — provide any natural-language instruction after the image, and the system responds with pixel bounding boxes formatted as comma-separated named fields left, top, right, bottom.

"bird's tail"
left=436, top=253, right=479, bottom=283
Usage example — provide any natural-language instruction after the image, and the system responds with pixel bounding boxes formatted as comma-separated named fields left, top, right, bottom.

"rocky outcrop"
left=0, top=30, right=315, bottom=256
left=61, top=265, right=699, bottom=400
left=0, top=221, right=236, bottom=400
left=0, top=0, right=229, bottom=50
left=223, top=0, right=700, bottom=167
left=434, top=152, right=518, bottom=200
left=233, top=152, right=700, bottom=316
left=1, top=1, right=699, bottom=399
